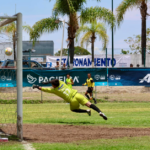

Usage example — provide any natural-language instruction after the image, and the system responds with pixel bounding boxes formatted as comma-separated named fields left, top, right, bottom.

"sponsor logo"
left=109, top=75, right=121, bottom=80
left=109, top=75, right=115, bottom=80
left=27, top=74, right=37, bottom=84
left=7, top=77, right=12, bottom=81
left=39, top=76, right=79, bottom=83
left=26, top=75, right=80, bottom=84
left=115, top=76, right=121, bottom=80
left=139, top=74, right=150, bottom=83
left=94, top=75, right=100, bottom=80
left=100, top=75, right=106, bottom=80
left=95, top=75, right=105, bottom=80
left=1, top=76, right=6, bottom=81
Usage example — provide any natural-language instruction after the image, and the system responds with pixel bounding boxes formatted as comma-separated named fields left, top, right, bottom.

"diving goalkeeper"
left=33, top=79, right=107, bottom=120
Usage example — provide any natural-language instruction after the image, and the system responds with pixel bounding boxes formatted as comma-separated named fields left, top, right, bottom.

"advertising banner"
left=0, top=68, right=107, bottom=87
left=23, top=68, right=107, bottom=87
left=108, top=68, right=150, bottom=86
left=31, top=57, right=44, bottom=62
left=2, top=68, right=150, bottom=87
left=46, top=55, right=131, bottom=68
left=0, top=69, right=16, bottom=87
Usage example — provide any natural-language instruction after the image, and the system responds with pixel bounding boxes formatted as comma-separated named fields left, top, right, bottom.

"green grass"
left=0, top=102, right=150, bottom=127
left=0, top=143, right=23, bottom=150
left=21, top=102, right=150, bottom=127
left=33, top=136, right=150, bottom=150
left=1, top=102, right=150, bottom=149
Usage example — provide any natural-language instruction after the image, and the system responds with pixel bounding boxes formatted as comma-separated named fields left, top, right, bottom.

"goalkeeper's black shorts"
left=87, top=87, right=93, bottom=93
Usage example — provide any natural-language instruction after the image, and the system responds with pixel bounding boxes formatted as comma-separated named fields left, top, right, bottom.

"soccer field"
left=1, top=102, right=150, bottom=150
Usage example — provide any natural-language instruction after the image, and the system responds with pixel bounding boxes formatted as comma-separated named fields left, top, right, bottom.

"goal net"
left=0, top=14, right=23, bottom=141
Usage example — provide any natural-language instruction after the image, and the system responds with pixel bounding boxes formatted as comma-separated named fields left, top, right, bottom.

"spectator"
left=137, top=64, right=140, bottom=67
left=130, top=64, right=133, bottom=68
left=61, top=63, right=67, bottom=70
left=23, top=62, right=29, bottom=68
left=55, top=61, right=59, bottom=70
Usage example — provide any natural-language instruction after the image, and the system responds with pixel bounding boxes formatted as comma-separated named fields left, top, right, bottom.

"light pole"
left=55, top=19, right=65, bottom=70
left=112, top=0, right=114, bottom=68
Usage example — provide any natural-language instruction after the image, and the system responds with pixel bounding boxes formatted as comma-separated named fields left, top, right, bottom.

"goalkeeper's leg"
left=70, top=99, right=91, bottom=116
left=75, top=93, right=107, bottom=120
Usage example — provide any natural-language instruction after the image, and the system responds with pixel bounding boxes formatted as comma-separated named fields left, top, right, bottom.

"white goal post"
left=0, top=13, right=23, bottom=141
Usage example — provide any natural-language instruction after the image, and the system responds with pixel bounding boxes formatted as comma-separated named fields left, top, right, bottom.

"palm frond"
left=96, top=29, right=108, bottom=50
left=116, top=0, right=141, bottom=26
left=80, top=7, right=116, bottom=28
left=30, top=17, right=61, bottom=45
left=23, top=25, right=33, bottom=33
left=80, top=31, right=92, bottom=47
left=75, top=25, right=90, bottom=42
left=52, top=0, right=86, bottom=16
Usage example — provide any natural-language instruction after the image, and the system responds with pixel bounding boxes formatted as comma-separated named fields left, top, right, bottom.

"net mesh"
left=0, top=27, right=17, bottom=137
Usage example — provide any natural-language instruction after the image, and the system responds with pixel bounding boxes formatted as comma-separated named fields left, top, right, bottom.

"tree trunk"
left=91, top=38, right=94, bottom=68
left=68, top=13, right=79, bottom=69
left=69, top=38, right=74, bottom=69
left=140, top=1, right=147, bottom=65
left=91, top=33, right=96, bottom=68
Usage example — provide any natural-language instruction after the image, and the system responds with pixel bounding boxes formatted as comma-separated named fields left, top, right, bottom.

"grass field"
left=1, top=102, right=150, bottom=150
left=1, top=91, right=150, bottom=102
left=21, top=102, right=150, bottom=127
left=33, top=136, right=150, bottom=150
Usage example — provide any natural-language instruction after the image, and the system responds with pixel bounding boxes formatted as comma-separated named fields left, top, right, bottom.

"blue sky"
left=0, top=0, right=150, bottom=54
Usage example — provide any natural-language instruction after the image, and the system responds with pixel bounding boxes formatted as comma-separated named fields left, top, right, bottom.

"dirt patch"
left=2, top=124, right=150, bottom=143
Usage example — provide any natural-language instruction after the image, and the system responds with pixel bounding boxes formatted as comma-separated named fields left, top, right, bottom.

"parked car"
left=1, top=59, right=55, bottom=70
left=41, top=63, right=47, bottom=67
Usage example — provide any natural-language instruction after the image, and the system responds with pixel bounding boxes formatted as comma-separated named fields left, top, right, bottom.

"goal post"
left=0, top=13, right=23, bottom=141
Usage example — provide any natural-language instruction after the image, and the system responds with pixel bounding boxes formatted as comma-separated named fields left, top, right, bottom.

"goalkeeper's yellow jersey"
left=83, top=77, right=94, bottom=87
left=41, top=80, right=77, bottom=103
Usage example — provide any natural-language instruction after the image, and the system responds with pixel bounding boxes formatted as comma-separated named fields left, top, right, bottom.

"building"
left=23, top=41, right=54, bottom=63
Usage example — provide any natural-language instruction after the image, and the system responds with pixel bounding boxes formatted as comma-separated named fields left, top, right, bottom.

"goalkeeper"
left=82, top=73, right=97, bottom=104
left=33, top=79, right=107, bottom=120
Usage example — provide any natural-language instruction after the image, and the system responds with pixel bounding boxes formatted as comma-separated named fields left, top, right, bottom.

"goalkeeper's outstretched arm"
left=32, top=84, right=42, bottom=90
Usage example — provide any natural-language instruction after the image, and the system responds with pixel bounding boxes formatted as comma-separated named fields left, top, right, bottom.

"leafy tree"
left=124, top=28, right=150, bottom=54
left=55, top=46, right=90, bottom=56
left=120, top=49, right=130, bottom=54
left=76, top=21, right=108, bottom=67
left=29, top=0, right=115, bottom=69
left=23, top=25, right=33, bottom=34
left=116, top=0, right=150, bottom=64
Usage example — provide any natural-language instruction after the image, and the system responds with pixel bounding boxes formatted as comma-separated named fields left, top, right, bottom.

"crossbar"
left=0, top=16, right=17, bottom=19
left=0, top=18, right=16, bottom=27
left=0, top=14, right=18, bottom=28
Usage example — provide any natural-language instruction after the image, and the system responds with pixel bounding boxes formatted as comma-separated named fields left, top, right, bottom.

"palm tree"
left=23, top=25, right=33, bottom=34
left=116, top=0, right=150, bottom=65
left=30, top=0, right=115, bottom=69
left=76, top=21, right=108, bottom=67
left=0, top=22, right=17, bottom=61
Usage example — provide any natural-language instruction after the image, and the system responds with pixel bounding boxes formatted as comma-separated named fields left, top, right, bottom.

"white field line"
left=22, top=141, right=36, bottom=150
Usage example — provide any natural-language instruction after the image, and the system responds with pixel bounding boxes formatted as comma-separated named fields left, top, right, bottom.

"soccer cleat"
left=93, top=98, right=97, bottom=104
left=87, top=110, right=91, bottom=116
left=100, top=112, right=107, bottom=120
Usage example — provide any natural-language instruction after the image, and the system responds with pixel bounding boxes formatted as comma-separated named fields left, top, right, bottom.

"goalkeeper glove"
left=32, top=84, right=39, bottom=89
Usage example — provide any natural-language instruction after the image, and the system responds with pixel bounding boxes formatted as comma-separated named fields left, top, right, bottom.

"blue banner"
left=0, top=68, right=107, bottom=87
left=108, top=68, right=150, bottom=86
left=3, top=68, right=150, bottom=87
